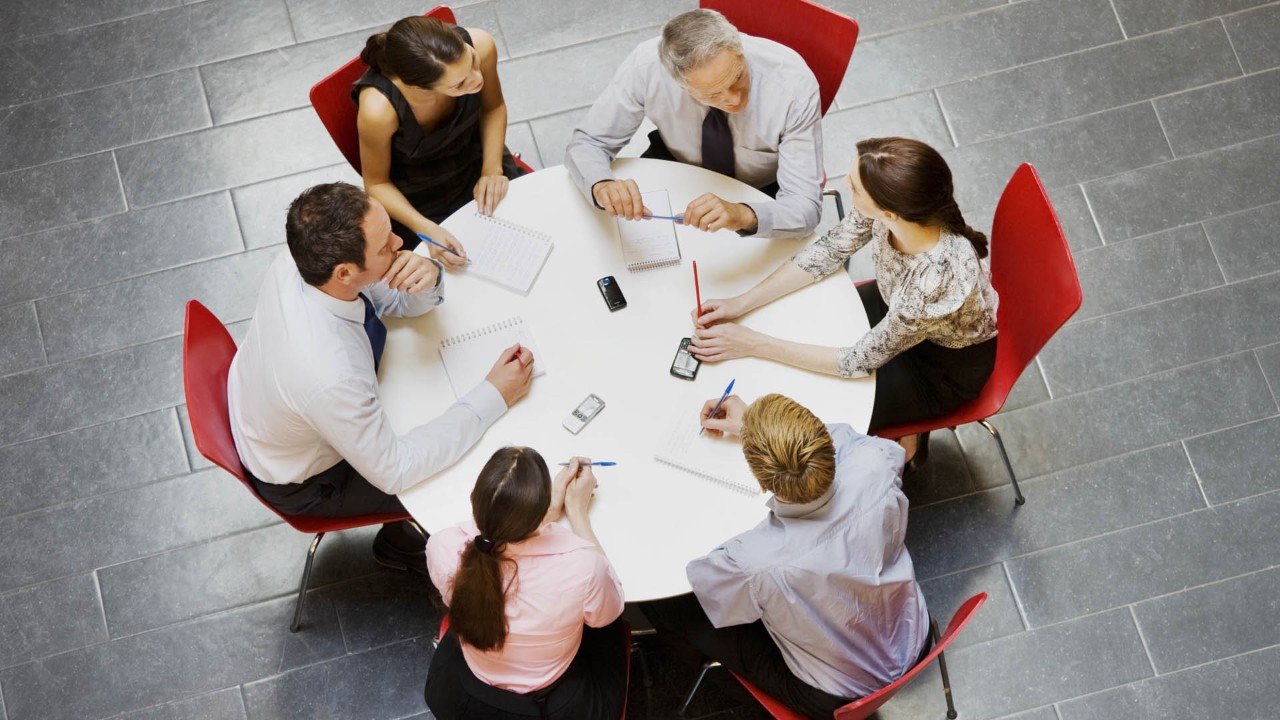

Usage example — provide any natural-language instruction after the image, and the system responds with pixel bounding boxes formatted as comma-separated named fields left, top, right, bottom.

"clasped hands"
left=545, top=457, right=599, bottom=523
left=592, top=179, right=757, bottom=234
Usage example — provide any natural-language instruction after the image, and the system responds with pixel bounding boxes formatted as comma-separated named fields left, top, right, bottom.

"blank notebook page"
left=438, top=317, right=545, bottom=398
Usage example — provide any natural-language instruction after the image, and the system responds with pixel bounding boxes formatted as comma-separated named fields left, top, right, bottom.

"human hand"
left=591, top=179, right=648, bottom=220
left=690, top=322, right=762, bottom=362
left=692, top=296, right=748, bottom=328
left=682, top=193, right=757, bottom=233
left=545, top=458, right=578, bottom=523
left=484, top=343, right=535, bottom=407
left=473, top=174, right=510, bottom=216
left=381, top=250, right=440, bottom=293
left=562, top=458, right=598, bottom=518
left=700, top=395, right=747, bottom=438
left=421, top=224, right=468, bottom=269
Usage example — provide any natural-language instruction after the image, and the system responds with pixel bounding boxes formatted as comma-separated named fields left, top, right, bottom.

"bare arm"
left=694, top=260, right=816, bottom=328
left=470, top=29, right=512, bottom=216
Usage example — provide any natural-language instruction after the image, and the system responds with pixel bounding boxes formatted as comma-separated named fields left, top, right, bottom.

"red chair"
left=723, top=593, right=986, bottom=720
left=309, top=5, right=533, bottom=175
left=182, top=300, right=420, bottom=633
left=872, top=164, right=1083, bottom=506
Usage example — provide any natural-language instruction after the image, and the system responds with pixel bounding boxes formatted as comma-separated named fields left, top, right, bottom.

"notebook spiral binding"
left=654, top=457, right=759, bottom=496
left=474, top=213, right=552, bottom=242
left=440, top=316, right=523, bottom=347
left=627, top=256, right=682, bottom=272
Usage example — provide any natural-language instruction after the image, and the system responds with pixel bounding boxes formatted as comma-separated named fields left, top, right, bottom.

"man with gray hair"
left=565, top=9, right=823, bottom=238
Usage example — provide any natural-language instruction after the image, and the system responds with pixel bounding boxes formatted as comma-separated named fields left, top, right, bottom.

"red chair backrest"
left=309, top=6, right=458, bottom=174
left=182, top=300, right=248, bottom=483
left=700, top=0, right=858, bottom=116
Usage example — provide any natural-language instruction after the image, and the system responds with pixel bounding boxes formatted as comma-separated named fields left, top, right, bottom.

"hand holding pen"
left=700, top=388, right=746, bottom=438
left=416, top=233, right=470, bottom=266
left=700, top=379, right=736, bottom=436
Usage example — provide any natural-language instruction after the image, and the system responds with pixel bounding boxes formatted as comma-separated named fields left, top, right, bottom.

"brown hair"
left=448, top=447, right=551, bottom=652
left=740, top=394, right=835, bottom=504
left=360, top=16, right=465, bottom=89
left=856, top=137, right=988, bottom=259
left=285, top=182, right=370, bottom=286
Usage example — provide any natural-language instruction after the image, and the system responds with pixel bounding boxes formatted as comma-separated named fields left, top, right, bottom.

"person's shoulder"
left=743, top=35, right=814, bottom=82
left=355, top=85, right=398, bottom=128
left=464, top=27, right=498, bottom=57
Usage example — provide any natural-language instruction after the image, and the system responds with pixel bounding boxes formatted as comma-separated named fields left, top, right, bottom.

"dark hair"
left=360, top=16, right=465, bottom=89
left=285, top=182, right=370, bottom=286
left=449, top=447, right=552, bottom=652
left=856, top=137, right=988, bottom=259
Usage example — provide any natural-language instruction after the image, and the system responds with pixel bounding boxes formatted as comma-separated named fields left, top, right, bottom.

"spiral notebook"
left=464, top=214, right=554, bottom=295
left=654, top=409, right=761, bottom=497
left=439, top=316, right=545, bottom=398
left=618, top=190, right=681, bottom=272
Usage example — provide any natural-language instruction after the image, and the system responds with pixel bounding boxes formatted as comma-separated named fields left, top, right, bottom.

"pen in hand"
left=558, top=461, right=617, bottom=466
left=416, top=233, right=470, bottom=263
left=642, top=214, right=684, bottom=222
left=700, top=378, right=736, bottom=436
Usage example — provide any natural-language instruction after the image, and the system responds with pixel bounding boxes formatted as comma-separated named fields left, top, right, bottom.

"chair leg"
left=678, top=660, right=720, bottom=717
left=823, top=187, right=845, bottom=220
left=931, top=617, right=958, bottom=720
left=290, top=532, right=326, bottom=633
left=976, top=419, right=1026, bottom=506
left=405, top=518, right=428, bottom=543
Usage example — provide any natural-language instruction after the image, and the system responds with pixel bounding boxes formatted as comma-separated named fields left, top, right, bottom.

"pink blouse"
left=425, top=521, right=625, bottom=693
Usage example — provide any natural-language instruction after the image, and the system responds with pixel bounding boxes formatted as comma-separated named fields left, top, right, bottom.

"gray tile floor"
left=1, top=0, right=1277, bottom=718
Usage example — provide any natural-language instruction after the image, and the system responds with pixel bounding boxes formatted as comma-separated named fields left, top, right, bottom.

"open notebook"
left=439, top=317, right=545, bottom=398
left=463, top=214, right=553, bottom=295
left=654, top=409, right=762, bottom=497
left=617, top=189, right=681, bottom=272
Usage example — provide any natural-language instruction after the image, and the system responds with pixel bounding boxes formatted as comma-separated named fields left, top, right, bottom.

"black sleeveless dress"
left=352, top=27, right=526, bottom=250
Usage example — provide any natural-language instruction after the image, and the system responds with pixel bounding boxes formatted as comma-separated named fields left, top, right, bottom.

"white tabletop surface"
left=382, top=158, right=874, bottom=601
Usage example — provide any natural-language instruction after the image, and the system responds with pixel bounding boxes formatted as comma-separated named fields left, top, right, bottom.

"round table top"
left=382, top=158, right=873, bottom=600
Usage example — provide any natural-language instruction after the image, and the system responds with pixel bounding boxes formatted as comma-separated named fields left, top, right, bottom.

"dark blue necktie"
left=701, top=108, right=735, bottom=179
left=358, top=293, right=386, bottom=372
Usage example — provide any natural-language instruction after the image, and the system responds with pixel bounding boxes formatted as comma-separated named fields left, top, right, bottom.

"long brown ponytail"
left=360, top=16, right=465, bottom=89
left=448, top=447, right=551, bottom=651
left=856, top=137, right=989, bottom=259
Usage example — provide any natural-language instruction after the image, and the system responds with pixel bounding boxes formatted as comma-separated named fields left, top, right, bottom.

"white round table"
left=381, top=158, right=874, bottom=600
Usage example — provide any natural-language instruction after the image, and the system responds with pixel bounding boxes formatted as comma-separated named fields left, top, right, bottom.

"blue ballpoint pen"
left=700, top=378, right=736, bottom=436
left=642, top=214, right=684, bottom=222
left=416, top=233, right=469, bottom=263
left=558, top=461, right=617, bottom=466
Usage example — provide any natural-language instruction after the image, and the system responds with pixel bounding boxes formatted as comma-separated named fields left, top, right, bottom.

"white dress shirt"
left=686, top=425, right=929, bottom=698
left=227, top=250, right=507, bottom=495
left=565, top=35, right=824, bottom=238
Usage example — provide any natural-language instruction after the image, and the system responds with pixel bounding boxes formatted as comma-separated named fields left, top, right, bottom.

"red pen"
left=693, top=260, right=703, bottom=318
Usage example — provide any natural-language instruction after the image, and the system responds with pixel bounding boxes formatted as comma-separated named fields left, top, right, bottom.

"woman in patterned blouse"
left=690, top=137, right=998, bottom=463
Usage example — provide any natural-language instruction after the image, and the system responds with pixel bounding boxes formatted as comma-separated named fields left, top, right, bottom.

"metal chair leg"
left=977, top=419, right=1026, bottom=506
left=823, top=187, right=845, bottom=220
left=678, top=660, right=720, bottom=717
left=931, top=617, right=958, bottom=719
left=290, top=532, right=326, bottom=633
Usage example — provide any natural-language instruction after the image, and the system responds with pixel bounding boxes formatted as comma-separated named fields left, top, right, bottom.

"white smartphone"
left=562, top=394, right=605, bottom=434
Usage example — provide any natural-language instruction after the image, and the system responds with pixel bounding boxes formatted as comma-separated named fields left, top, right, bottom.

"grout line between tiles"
left=1220, top=17, right=1247, bottom=75
left=1106, top=0, right=1128, bottom=39
left=110, top=150, right=129, bottom=211
left=92, top=569, right=112, bottom=641
left=1052, top=703, right=1064, bottom=720
left=227, top=189, right=251, bottom=252
left=1197, top=223, right=1230, bottom=285
left=1179, top=441, right=1213, bottom=509
left=29, top=301, right=49, bottom=367
left=1077, top=182, right=1107, bottom=245
left=238, top=685, right=249, bottom=718
left=1000, top=562, right=1032, bottom=630
left=174, top=406, right=197, bottom=473
left=194, top=65, right=215, bottom=127
left=279, top=0, right=299, bottom=45
left=1128, top=605, right=1160, bottom=676
left=1034, top=356, right=1053, bottom=401
left=1148, top=100, right=1177, bottom=158
left=1255, top=349, right=1280, bottom=412
left=932, top=89, right=960, bottom=148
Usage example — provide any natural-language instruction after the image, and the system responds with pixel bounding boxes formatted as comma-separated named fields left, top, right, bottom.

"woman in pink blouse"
left=690, top=138, right=998, bottom=466
left=424, top=448, right=627, bottom=719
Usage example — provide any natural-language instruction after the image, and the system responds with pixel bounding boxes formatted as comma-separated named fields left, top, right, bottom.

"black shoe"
left=904, top=431, right=932, bottom=476
left=372, top=528, right=430, bottom=577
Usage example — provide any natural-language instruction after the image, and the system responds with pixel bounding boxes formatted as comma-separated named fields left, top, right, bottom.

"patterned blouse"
left=791, top=208, right=999, bottom=376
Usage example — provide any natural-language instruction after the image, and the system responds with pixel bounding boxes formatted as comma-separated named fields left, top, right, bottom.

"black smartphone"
left=597, top=276, right=627, bottom=311
left=670, top=337, right=701, bottom=380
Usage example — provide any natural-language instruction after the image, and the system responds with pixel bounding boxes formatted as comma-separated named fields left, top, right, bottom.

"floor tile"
left=0, top=0, right=181, bottom=45
left=528, top=106, right=588, bottom=168
left=907, top=444, right=1203, bottom=580
left=957, top=352, right=1274, bottom=491
left=505, top=121, right=542, bottom=169
left=821, top=92, right=954, bottom=177
left=0, top=594, right=343, bottom=720
left=1257, top=343, right=1280, bottom=400
left=0, top=467, right=277, bottom=594
left=1047, top=184, right=1103, bottom=253
left=320, top=569, right=440, bottom=654
left=230, top=164, right=361, bottom=249
left=116, top=108, right=344, bottom=208
left=1155, top=69, right=1280, bottom=156
left=944, top=102, right=1172, bottom=221
left=0, top=0, right=294, bottom=107
left=1083, top=133, right=1280, bottom=242
left=836, top=0, right=1122, bottom=108
left=176, top=405, right=209, bottom=471
left=999, top=364, right=1053, bottom=414
left=820, top=0, right=1007, bottom=40
left=1057, top=645, right=1280, bottom=720
left=1185, top=415, right=1280, bottom=504
left=902, top=430, right=977, bottom=507
left=0, top=192, right=243, bottom=307
left=1223, top=3, right=1280, bottom=73
left=0, top=409, right=186, bottom=518
left=0, top=574, right=108, bottom=669
left=0, top=153, right=125, bottom=240
left=0, top=337, right=183, bottom=447
left=35, top=246, right=277, bottom=363
left=0, top=304, right=44, bottom=377
left=938, top=20, right=1239, bottom=145
left=1133, top=567, right=1280, bottom=673
left=1203, top=200, right=1280, bottom=282
left=495, top=0, right=682, bottom=58
left=111, top=688, right=247, bottom=720
left=0, top=70, right=210, bottom=174
left=1068, top=224, right=1224, bottom=322
left=498, top=28, right=655, bottom=123
left=97, top=522, right=392, bottom=637
left=1109, top=0, right=1270, bottom=37
left=919, top=564, right=1024, bottom=650
left=1039, top=272, right=1280, bottom=396
left=241, top=637, right=432, bottom=720
left=283, top=0, right=486, bottom=43
left=875, top=609, right=1151, bottom=720
left=1007, top=490, right=1280, bottom=626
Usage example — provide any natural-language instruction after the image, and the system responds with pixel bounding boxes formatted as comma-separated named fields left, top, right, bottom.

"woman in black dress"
left=355, top=16, right=526, bottom=261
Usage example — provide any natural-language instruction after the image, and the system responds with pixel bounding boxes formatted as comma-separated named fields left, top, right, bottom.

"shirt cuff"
left=744, top=201, right=774, bottom=237
left=464, top=381, right=509, bottom=423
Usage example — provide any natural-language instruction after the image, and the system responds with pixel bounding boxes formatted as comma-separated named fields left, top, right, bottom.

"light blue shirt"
left=686, top=425, right=929, bottom=698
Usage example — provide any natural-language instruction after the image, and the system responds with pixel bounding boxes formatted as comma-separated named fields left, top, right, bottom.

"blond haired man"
left=641, top=394, right=928, bottom=718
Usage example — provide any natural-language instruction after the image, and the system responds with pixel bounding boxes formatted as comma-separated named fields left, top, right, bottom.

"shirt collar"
left=768, top=481, right=837, bottom=518
left=300, top=281, right=365, bottom=324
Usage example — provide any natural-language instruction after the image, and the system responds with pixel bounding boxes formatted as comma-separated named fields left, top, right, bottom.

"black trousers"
left=859, top=281, right=998, bottom=432
left=248, top=460, right=424, bottom=551
left=424, top=618, right=629, bottom=720
left=640, top=594, right=852, bottom=720
left=641, top=130, right=780, bottom=198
